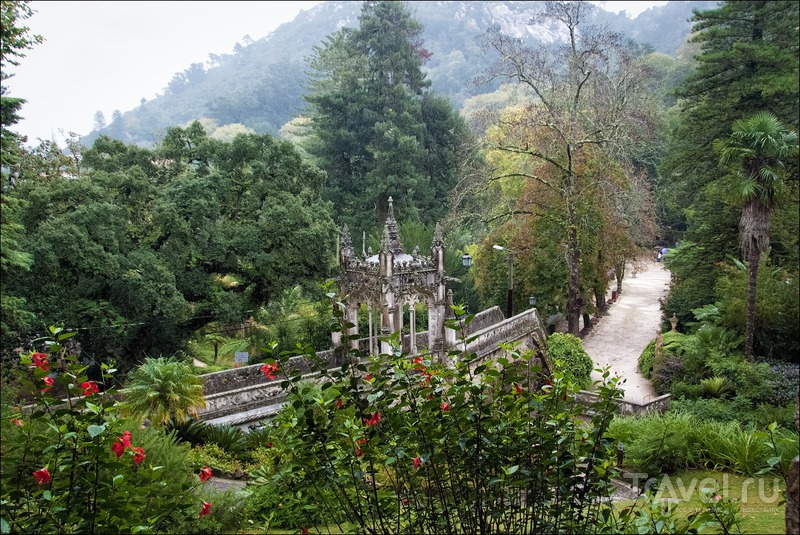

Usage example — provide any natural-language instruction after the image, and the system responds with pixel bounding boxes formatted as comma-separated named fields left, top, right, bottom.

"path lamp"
left=461, top=252, right=472, bottom=268
left=493, top=245, right=514, bottom=318
left=529, top=294, right=537, bottom=308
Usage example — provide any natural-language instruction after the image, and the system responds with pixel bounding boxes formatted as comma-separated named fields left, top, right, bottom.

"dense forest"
left=2, top=0, right=798, bottom=370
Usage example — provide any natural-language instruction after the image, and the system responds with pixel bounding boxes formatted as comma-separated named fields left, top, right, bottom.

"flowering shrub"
left=0, top=326, right=240, bottom=534
left=249, top=302, right=746, bottom=534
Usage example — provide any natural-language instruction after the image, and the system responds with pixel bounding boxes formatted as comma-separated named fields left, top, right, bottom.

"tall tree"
left=659, top=0, right=799, bottom=334
left=304, top=1, right=469, bottom=234
left=478, top=1, right=660, bottom=334
left=714, top=112, right=798, bottom=359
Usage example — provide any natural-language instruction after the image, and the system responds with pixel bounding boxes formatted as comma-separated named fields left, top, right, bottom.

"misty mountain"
left=84, top=0, right=716, bottom=148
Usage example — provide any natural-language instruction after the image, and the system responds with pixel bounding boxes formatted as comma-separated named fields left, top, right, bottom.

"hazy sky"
left=6, top=1, right=668, bottom=147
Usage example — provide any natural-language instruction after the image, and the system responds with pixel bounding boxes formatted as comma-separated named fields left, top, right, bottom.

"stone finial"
left=433, top=222, right=443, bottom=248
left=341, top=224, right=352, bottom=249
left=383, top=197, right=403, bottom=255
left=670, top=313, right=678, bottom=332
left=412, top=245, right=420, bottom=258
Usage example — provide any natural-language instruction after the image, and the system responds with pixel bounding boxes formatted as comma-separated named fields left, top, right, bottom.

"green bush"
left=189, top=443, right=246, bottom=474
left=669, top=396, right=753, bottom=424
left=545, top=332, right=593, bottom=388
left=699, top=376, right=734, bottom=398
left=670, top=382, right=703, bottom=400
left=638, top=339, right=656, bottom=379
left=0, top=328, right=217, bottom=533
left=204, top=423, right=247, bottom=455
left=609, top=410, right=799, bottom=477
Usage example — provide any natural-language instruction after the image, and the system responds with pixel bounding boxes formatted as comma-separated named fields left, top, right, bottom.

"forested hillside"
left=80, top=0, right=716, bottom=148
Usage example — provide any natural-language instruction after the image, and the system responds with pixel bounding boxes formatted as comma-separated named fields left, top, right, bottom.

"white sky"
left=6, top=1, right=668, bottom=147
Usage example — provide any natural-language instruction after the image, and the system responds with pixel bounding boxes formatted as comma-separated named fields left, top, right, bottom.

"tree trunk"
left=594, top=287, right=607, bottom=314
left=615, top=262, right=625, bottom=295
left=744, top=247, right=760, bottom=359
left=566, top=210, right=583, bottom=336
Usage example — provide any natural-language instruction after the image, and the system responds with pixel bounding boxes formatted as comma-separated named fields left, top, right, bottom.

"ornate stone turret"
left=334, top=198, right=450, bottom=359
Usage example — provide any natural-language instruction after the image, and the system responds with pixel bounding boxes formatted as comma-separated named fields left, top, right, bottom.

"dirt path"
left=582, top=261, right=671, bottom=403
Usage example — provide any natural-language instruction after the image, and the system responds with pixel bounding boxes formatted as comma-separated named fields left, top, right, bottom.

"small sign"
left=234, top=352, right=249, bottom=364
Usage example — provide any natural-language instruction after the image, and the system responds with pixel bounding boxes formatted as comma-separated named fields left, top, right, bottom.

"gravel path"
left=582, top=262, right=671, bottom=403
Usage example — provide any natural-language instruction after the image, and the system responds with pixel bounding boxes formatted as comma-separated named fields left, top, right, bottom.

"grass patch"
left=614, top=469, right=787, bottom=534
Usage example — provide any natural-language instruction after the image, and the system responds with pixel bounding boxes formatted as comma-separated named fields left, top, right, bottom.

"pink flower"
left=714, top=494, right=722, bottom=502
left=81, top=380, right=99, bottom=396
left=198, top=466, right=213, bottom=483
left=413, top=456, right=422, bottom=470
left=33, top=467, right=51, bottom=485
left=441, top=402, right=450, bottom=412
left=31, top=353, right=49, bottom=371
left=10, top=418, right=24, bottom=427
left=131, top=446, right=146, bottom=466
left=42, top=376, right=54, bottom=393
left=335, top=399, right=345, bottom=409
left=199, top=501, right=212, bottom=517
left=261, top=362, right=279, bottom=380
left=363, top=412, right=381, bottom=427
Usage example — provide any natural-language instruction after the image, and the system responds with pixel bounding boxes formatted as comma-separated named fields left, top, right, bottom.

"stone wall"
left=574, top=390, right=672, bottom=416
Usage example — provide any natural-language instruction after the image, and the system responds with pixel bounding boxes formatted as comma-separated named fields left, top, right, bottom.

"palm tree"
left=120, top=357, right=207, bottom=424
left=714, top=112, right=798, bottom=359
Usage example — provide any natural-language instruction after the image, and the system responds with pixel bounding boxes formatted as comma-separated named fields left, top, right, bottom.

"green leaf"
left=43, top=490, right=52, bottom=501
left=87, top=424, right=106, bottom=438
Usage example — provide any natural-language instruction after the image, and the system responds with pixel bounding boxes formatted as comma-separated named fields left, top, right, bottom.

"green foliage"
left=120, top=357, right=206, bottom=425
left=609, top=411, right=799, bottom=477
left=545, top=332, right=594, bottom=388
left=699, top=376, right=734, bottom=399
left=638, top=338, right=657, bottom=379
left=0, top=326, right=224, bottom=533
left=188, top=443, right=245, bottom=475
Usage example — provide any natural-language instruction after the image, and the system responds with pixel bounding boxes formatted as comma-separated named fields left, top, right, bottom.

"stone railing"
left=574, top=390, right=671, bottom=416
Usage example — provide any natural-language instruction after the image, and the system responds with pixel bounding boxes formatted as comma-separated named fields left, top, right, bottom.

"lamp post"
left=461, top=253, right=472, bottom=268
left=529, top=294, right=537, bottom=308
left=493, top=245, right=514, bottom=318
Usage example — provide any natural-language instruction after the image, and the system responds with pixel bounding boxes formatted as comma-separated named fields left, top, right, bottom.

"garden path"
left=582, top=261, right=671, bottom=403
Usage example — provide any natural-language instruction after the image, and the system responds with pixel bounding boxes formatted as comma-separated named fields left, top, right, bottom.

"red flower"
left=198, top=466, right=213, bottom=483
left=266, top=442, right=274, bottom=448
left=401, top=498, right=409, bottom=506
left=33, top=467, right=51, bottom=485
left=10, top=418, right=24, bottom=427
left=545, top=378, right=553, bottom=386
left=112, top=440, right=125, bottom=458
left=42, top=376, right=54, bottom=393
left=81, top=380, right=99, bottom=396
left=301, top=529, right=309, bottom=534
left=514, top=384, right=523, bottom=395
left=131, top=446, right=146, bottom=466
left=199, top=501, right=212, bottom=517
left=363, top=412, right=381, bottom=427
left=441, top=402, right=450, bottom=412
left=355, top=446, right=363, bottom=457
left=31, top=353, right=49, bottom=371
left=121, top=431, right=132, bottom=448
left=335, top=399, right=345, bottom=409
left=413, top=456, right=422, bottom=470
left=365, top=373, right=373, bottom=382
left=261, top=362, right=279, bottom=380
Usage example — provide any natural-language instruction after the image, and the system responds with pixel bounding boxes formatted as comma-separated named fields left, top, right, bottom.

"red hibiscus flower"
left=198, top=466, right=213, bottom=483
left=32, top=353, right=50, bottom=371
left=199, top=501, right=212, bottom=517
left=514, top=384, right=523, bottom=395
left=355, top=446, right=363, bottom=457
left=10, top=418, right=24, bottom=427
left=401, top=498, right=409, bottom=506
left=335, top=398, right=345, bottom=409
left=441, top=402, right=450, bottom=412
left=42, top=376, right=54, bottom=393
left=413, top=456, right=422, bottom=470
left=81, top=380, right=99, bottom=396
left=301, top=529, right=309, bottom=534
left=545, top=378, right=553, bottom=386
left=363, top=412, right=381, bottom=427
left=131, top=446, right=146, bottom=466
left=112, top=440, right=125, bottom=458
left=365, top=373, right=373, bottom=382
left=33, top=467, right=51, bottom=485
left=121, top=431, right=132, bottom=448
left=261, top=362, right=279, bottom=380
left=266, top=442, right=274, bottom=448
